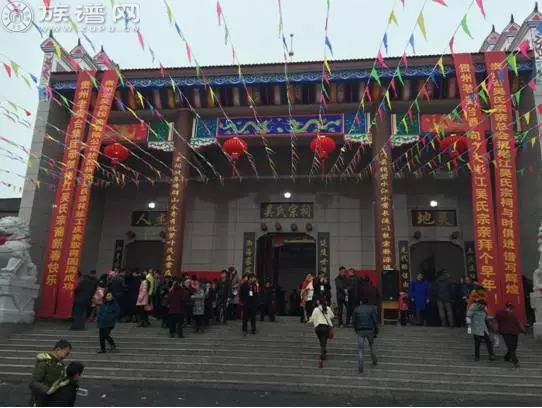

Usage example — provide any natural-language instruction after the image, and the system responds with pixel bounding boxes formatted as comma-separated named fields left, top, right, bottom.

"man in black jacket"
left=259, top=281, right=276, bottom=322
left=70, top=272, right=97, bottom=330
left=215, top=270, right=231, bottom=324
left=240, top=274, right=259, bottom=335
left=352, top=298, right=379, bottom=373
left=45, top=361, right=85, bottom=406
left=335, top=267, right=348, bottom=327
left=346, top=268, right=359, bottom=325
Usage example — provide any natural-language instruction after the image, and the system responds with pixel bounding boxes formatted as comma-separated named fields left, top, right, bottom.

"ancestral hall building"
left=18, top=4, right=542, bottom=320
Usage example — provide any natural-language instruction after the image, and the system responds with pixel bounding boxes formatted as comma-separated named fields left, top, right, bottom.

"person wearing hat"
left=495, top=303, right=526, bottom=368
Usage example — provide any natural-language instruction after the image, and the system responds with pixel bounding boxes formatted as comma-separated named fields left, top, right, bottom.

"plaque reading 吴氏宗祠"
left=260, top=203, right=313, bottom=219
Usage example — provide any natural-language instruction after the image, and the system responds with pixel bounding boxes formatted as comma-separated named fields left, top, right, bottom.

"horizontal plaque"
left=261, top=202, right=313, bottom=219
left=132, top=211, right=168, bottom=227
left=412, top=210, right=457, bottom=227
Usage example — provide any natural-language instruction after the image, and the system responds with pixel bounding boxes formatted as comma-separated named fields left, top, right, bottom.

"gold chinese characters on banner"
left=163, top=154, right=184, bottom=277
left=38, top=70, right=96, bottom=318
left=242, top=232, right=256, bottom=275
left=453, top=53, right=501, bottom=313
left=484, top=52, right=525, bottom=322
left=375, top=148, right=395, bottom=271
left=317, top=232, right=330, bottom=276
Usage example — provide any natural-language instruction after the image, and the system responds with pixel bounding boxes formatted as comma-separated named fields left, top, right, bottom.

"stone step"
left=5, top=342, right=539, bottom=366
left=4, top=318, right=540, bottom=401
left=17, top=325, right=541, bottom=347
left=1, top=347, right=540, bottom=375
left=2, top=364, right=542, bottom=397
left=0, top=356, right=538, bottom=384
left=12, top=331, right=538, bottom=350
left=2, top=341, right=539, bottom=366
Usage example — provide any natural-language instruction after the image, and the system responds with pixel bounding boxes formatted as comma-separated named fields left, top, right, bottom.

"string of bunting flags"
left=346, top=0, right=489, bottom=181
left=327, top=0, right=403, bottom=177
left=214, top=0, right=279, bottom=178
left=392, top=49, right=523, bottom=177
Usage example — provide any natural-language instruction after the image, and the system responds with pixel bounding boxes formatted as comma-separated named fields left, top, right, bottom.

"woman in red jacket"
left=495, top=303, right=526, bottom=368
left=167, top=277, right=190, bottom=338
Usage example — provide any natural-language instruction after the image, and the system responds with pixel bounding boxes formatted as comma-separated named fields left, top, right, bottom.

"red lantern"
left=223, top=137, right=248, bottom=176
left=103, top=143, right=130, bottom=166
left=439, top=134, right=469, bottom=159
left=223, top=137, right=248, bottom=160
left=310, top=135, right=336, bottom=174
left=0, top=235, right=6, bottom=246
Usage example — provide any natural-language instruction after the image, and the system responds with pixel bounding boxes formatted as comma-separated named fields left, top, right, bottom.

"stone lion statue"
left=0, top=216, right=37, bottom=281
left=0, top=216, right=39, bottom=323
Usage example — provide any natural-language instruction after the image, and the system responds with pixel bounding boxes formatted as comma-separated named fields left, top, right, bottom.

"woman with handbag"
left=307, top=297, right=334, bottom=366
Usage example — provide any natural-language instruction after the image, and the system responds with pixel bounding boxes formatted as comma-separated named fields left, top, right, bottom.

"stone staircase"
left=0, top=317, right=541, bottom=404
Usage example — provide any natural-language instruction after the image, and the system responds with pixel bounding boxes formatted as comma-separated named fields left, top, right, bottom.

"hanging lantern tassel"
left=223, top=137, right=248, bottom=177
left=310, top=135, right=336, bottom=176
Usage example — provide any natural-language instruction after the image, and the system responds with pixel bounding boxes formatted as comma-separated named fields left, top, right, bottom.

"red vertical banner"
left=37, top=70, right=96, bottom=318
left=484, top=52, right=526, bottom=323
left=453, top=53, right=501, bottom=314
left=54, top=70, right=119, bottom=318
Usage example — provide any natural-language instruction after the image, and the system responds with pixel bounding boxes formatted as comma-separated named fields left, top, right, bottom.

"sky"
left=0, top=0, right=538, bottom=198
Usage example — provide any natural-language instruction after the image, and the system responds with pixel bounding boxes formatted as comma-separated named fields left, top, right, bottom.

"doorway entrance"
left=409, top=241, right=466, bottom=283
left=409, top=241, right=466, bottom=326
left=256, top=233, right=316, bottom=315
left=124, top=240, right=164, bottom=271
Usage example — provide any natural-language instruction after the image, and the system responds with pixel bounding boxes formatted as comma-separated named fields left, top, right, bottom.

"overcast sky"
left=0, top=0, right=538, bottom=198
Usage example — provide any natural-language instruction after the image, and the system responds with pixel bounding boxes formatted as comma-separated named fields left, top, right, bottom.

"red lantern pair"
left=438, top=134, right=469, bottom=159
left=310, top=135, right=336, bottom=174
left=103, top=143, right=130, bottom=166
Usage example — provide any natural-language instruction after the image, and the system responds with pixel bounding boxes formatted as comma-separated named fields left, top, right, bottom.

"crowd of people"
left=70, top=266, right=283, bottom=352
left=28, top=265, right=528, bottom=405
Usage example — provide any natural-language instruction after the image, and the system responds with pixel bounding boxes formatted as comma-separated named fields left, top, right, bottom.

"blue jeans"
left=356, top=330, right=376, bottom=369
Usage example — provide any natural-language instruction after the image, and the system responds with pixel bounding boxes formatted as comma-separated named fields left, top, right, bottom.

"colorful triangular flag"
left=437, top=57, right=445, bottom=77
left=388, top=10, right=398, bottom=26
left=417, top=12, right=427, bottom=40
left=2, top=63, right=11, bottom=78
left=136, top=30, right=144, bottom=50
left=370, top=67, right=381, bottom=86
left=475, top=0, right=486, bottom=18
left=507, top=53, right=518, bottom=76
left=325, top=35, right=334, bottom=56
left=460, top=15, right=473, bottom=39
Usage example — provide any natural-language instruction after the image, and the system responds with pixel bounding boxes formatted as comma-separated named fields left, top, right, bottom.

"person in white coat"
left=308, top=297, right=334, bottom=364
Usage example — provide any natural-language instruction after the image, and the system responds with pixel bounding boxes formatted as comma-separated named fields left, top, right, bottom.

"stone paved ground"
left=0, top=378, right=529, bottom=407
